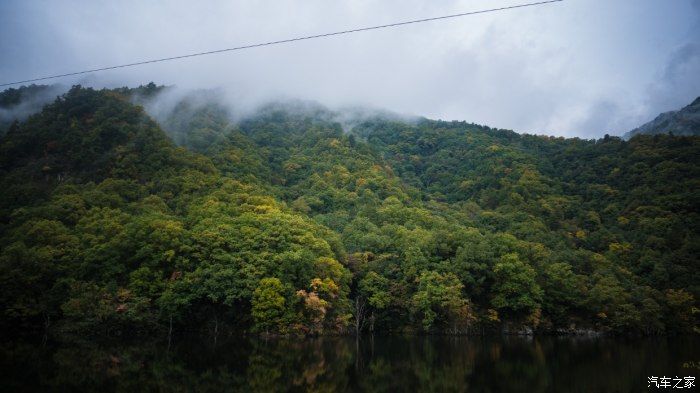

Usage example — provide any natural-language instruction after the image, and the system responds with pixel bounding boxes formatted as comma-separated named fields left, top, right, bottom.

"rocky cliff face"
left=624, top=97, right=700, bottom=139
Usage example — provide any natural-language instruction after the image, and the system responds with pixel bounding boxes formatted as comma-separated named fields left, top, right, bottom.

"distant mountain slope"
left=624, top=97, right=700, bottom=139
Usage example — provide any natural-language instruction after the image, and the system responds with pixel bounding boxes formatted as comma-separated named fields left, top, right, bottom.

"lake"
left=1, top=335, right=698, bottom=392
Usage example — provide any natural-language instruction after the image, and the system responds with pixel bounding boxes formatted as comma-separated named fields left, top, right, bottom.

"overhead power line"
left=1, top=0, right=562, bottom=87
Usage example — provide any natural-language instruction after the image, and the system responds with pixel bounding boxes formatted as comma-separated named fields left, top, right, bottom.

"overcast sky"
left=1, top=0, right=699, bottom=137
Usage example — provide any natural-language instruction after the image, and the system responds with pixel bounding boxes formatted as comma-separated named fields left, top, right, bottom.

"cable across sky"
left=0, top=0, right=563, bottom=87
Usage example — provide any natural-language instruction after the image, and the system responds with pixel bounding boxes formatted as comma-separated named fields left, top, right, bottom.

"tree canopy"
left=0, top=85, right=697, bottom=337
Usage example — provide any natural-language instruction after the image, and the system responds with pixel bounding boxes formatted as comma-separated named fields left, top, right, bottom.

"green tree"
left=541, top=262, right=583, bottom=326
left=411, top=271, right=471, bottom=332
left=490, top=253, right=543, bottom=322
left=251, top=278, right=286, bottom=333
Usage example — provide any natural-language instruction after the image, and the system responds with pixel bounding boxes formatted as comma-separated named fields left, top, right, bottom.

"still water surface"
left=1, top=336, right=698, bottom=392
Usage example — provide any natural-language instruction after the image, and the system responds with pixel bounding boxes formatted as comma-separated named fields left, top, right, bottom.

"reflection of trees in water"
left=0, top=337, right=697, bottom=392
left=355, top=337, right=476, bottom=392
left=245, top=338, right=353, bottom=392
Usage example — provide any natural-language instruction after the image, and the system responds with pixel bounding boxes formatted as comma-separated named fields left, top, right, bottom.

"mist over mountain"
left=624, top=96, right=700, bottom=139
left=0, top=84, right=66, bottom=133
left=132, top=84, right=419, bottom=137
left=4, top=82, right=699, bottom=144
left=4, top=1, right=700, bottom=139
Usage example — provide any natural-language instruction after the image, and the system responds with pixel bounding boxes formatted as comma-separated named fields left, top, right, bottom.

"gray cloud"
left=1, top=0, right=699, bottom=138
left=635, top=0, right=700, bottom=129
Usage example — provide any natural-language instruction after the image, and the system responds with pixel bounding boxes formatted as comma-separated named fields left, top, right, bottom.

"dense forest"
left=0, top=84, right=698, bottom=340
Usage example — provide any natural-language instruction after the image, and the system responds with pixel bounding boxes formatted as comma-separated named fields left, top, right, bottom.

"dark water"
left=1, top=335, right=698, bottom=392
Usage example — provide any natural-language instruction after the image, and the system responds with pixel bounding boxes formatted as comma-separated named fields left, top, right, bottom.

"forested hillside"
left=0, top=85, right=698, bottom=339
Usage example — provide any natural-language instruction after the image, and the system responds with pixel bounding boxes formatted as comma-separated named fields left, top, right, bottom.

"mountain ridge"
left=624, top=96, right=700, bottom=139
